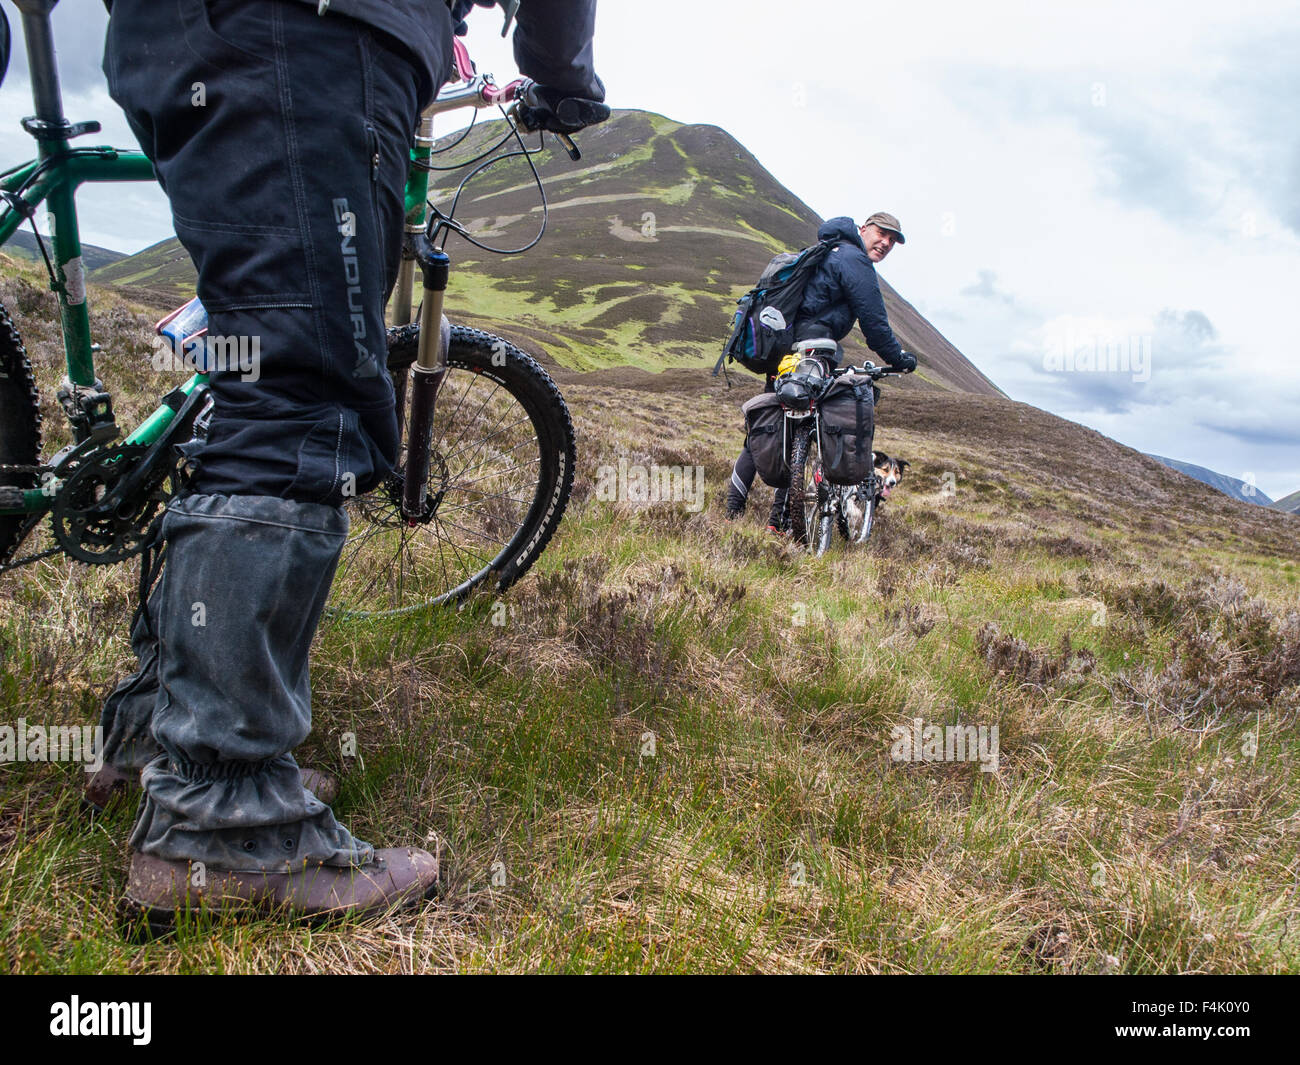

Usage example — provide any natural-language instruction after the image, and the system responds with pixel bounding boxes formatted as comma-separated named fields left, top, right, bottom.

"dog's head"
left=872, top=451, right=909, bottom=500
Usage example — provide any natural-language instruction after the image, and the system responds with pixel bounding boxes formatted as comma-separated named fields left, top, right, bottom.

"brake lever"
left=555, top=132, right=581, bottom=161
left=504, top=88, right=580, bottom=159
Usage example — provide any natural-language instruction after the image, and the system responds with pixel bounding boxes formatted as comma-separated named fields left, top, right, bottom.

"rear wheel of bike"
left=326, top=324, right=575, bottom=617
left=837, top=478, right=878, bottom=544
left=786, top=424, right=832, bottom=554
left=0, top=299, right=42, bottom=568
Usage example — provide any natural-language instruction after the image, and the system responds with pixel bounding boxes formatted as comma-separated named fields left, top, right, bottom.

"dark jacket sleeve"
left=513, top=0, right=605, bottom=99
left=837, top=252, right=904, bottom=365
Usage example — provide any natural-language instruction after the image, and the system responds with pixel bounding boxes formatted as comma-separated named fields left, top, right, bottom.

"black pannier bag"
left=817, top=374, right=876, bottom=484
left=741, top=392, right=789, bottom=488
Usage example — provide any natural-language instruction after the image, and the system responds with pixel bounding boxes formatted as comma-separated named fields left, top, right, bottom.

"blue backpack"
left=713, top=240, right=836, bottom=376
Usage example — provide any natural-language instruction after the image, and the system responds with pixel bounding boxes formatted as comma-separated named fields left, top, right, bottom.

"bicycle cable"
left=429, top=110, right=549, bottom=256
left=415, top=122, right=518, bottom=173
left=1, top=184, right=62, bottom=290
left=26, top=216, right=58, bottom=289
left=426, top=105, right=478, bottom=155
left=3, top=147, right=117, bottom=198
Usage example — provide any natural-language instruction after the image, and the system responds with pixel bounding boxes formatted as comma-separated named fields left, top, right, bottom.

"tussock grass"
left=2, top=259, right=1299, bottom=972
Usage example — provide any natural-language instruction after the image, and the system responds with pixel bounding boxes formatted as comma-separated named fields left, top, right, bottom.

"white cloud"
left=3, top=0, right=1298, bottom=495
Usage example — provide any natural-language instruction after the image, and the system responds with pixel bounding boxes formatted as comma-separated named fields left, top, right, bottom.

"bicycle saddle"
left=795, top=338, right=838, bottom=357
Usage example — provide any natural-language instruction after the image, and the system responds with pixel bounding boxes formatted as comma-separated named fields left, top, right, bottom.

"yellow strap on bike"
left=776, top=352, right=800, bottom=377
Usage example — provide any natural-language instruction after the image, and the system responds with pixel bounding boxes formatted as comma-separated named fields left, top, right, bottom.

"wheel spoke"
left=327, top=328, right=573, bottom=617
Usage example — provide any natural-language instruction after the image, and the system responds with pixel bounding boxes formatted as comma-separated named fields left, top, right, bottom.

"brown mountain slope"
left=91, top=110, right=999, bottom=395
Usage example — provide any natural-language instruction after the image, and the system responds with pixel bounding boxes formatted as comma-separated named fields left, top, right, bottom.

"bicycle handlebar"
left=424, top=74, right=583, bottom=161
left=423, top=75, right=527, bottom=116
left=836, top=361, right=911, bottom=380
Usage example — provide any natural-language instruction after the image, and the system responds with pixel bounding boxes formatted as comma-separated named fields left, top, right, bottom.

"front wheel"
left=327, top=324, right=575, bottom=617
left=836, top=478, right=878, bottom=544
left=786, top=424, right=833, bottom=555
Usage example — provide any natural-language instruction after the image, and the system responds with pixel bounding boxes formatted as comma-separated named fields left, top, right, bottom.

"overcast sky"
left=2, top=0, right=1297, bottom=499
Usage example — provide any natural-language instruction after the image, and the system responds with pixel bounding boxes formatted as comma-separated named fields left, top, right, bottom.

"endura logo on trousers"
left=333, top=198, right=379, bottom=379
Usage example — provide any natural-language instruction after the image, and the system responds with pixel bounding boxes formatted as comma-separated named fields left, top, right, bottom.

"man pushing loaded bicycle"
left=723, top=212, right=918, bottom=531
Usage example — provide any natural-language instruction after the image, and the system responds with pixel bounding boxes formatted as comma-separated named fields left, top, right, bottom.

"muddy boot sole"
left=115, top=849, right=441, bottom=942
left=115, top=876, right=442, bottom=943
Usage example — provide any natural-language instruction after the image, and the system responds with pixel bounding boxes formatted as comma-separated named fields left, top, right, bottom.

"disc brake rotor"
left=370, top=449, right=451, bottom=526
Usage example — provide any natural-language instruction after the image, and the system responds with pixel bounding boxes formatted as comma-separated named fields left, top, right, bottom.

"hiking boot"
left=766, top=489, right=789, bottom=534
left=117, top=846, right=440, bottom=939
left=83, top=764, right=135, bottom=812
left=84, top=764, right=341, bottom=814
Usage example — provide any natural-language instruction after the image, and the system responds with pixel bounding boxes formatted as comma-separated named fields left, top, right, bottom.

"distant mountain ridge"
left=90, top=109, right=1000, bottom=396
left=1146, top=454, right=1275, bottom=507
left=1270, top=489, right=1300, bottom=514
left=6, top=229, right=125, bottom=271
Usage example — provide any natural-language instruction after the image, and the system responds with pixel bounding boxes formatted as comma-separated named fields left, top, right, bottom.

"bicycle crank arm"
left=84, top=385, right=210, bottom=518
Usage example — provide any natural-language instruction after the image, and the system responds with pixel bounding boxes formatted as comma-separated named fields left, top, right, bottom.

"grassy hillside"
left=1272, top=489, right=1300, bottom=515
left=2, top=256, right=1298, bottom=973
left=90, top=110, right=1000, bottom=395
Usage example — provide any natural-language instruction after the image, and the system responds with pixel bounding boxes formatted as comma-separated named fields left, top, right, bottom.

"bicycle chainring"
left=51, top=444, right=179, bottom=564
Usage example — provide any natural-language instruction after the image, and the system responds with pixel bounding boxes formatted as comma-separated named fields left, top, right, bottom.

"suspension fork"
left=389, top=104, right=435, bottom=444
left=392, top=102, right=453, bottom=521
left=400, top=235, right=451, bottom=521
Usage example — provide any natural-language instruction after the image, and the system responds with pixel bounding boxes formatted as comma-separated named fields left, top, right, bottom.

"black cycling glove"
left=892, top=351, right=918, bottom=373
left=514, top=82, right=610, bottom=134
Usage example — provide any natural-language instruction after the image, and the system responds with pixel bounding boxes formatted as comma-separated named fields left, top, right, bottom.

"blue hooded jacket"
left=794, top=216, right=904, bottom=367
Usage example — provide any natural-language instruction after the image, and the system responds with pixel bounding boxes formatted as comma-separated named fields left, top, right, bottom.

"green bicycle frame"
left=2, top=1, right=512, bottom=521
left=0, top=0, right=207, bottom=517
left=2, top=147, right=155, bottom=383
left=0, top=149, right=210, bottom=515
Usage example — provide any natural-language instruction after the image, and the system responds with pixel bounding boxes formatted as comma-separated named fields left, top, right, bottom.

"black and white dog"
left=872, top=451, right=909, bottom=503
left=840, top=450, right=908, bottom=537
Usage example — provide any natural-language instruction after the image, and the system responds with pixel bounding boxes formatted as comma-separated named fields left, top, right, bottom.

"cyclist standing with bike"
left=92, top=0, right=607, bottom=931
left=725, top=212, right=917, bottom=528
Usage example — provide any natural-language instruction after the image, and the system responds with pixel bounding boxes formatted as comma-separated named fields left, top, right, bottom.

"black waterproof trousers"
left=99, top=0, right=451, bottom=869
left=104, top=0, right=450, bottom=505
